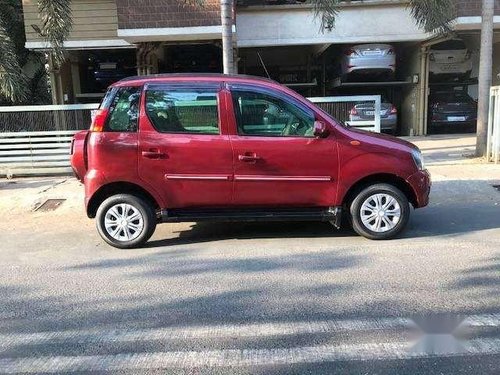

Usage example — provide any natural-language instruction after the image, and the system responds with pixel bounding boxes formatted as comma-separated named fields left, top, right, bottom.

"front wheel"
left=350, top=184, right=410, bottom=240
left=96, top=194, right=157, bottom=249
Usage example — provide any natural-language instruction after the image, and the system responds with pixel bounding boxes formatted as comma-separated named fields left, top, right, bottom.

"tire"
left=96, top=194, right=157, bottom=249
left=349, top=183, right=410, bottom=240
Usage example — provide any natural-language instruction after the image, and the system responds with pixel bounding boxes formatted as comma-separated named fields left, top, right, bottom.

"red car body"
left=71, top=74, right=430, bottom=247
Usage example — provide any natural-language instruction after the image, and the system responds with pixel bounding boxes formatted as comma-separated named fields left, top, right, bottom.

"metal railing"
left=308, top=95, right=382, bottom=133
left=487, top=86, right=500, bottom=163
left=0, top=104, right=98, bottom=177
left=0, top=103, right=99, bottom=133
left=0, top=96, right=381, bottom=177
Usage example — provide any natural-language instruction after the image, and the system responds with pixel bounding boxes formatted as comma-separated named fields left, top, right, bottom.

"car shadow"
left=146, top=220, right=356, bottom=248
left=146, top=179, right=499, bottom=247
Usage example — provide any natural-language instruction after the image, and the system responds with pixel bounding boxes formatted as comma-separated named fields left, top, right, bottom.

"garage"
left=238, top=42, right=423, bottom=136
left=425, top=36, right=479, bottom=135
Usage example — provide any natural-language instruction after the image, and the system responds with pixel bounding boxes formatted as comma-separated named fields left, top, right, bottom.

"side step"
left=161, top=207, right=342, bottom=228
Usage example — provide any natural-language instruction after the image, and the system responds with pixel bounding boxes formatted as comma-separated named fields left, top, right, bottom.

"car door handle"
left=142, top=150, right=166, bottom=159
left=238, top=154, right=261, bottom=163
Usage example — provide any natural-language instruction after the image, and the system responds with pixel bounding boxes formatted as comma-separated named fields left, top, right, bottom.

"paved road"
left=0, top=136, right=499, bottom=373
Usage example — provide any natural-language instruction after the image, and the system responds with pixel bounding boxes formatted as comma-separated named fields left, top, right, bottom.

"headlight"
left=411, top=149, right=425, bottom=171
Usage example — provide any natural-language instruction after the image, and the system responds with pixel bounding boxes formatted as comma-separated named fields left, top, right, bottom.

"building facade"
left=20, top=0, right=500, bottom=135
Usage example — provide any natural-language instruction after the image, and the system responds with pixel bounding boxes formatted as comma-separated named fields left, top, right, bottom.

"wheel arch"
left=341, top=173, right=418, bottom=209
left=87, top=181, right=161, bottom=218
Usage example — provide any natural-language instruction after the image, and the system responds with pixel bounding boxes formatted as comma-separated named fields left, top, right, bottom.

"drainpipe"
left=418, top=45, right=430, bottom=136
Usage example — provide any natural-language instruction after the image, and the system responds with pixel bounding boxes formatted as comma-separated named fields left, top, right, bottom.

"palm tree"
left=220, top=0, right=234, bottom=74
left=0, top=0, right=72, bottom=103
left=476, top=0, right=495, bottom=157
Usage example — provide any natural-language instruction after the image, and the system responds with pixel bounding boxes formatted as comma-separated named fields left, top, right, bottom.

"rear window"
left=432, top=40, right=467, bottom=51
left=432, top=92, right=473, bottom=102
left=145, top=87, right=219, bottom=135
left=105, top=87, right=141, bottom=132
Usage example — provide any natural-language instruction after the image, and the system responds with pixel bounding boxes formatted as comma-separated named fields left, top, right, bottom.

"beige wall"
left=236, top=3, right=429, bottom=48
left=23, top=0, right=120, bottom=43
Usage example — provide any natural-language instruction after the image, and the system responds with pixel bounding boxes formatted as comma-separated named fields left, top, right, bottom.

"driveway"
left=0, top=135, right=499, bottom=374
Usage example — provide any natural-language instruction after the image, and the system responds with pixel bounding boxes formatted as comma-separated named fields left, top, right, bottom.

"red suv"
left=71, top=74, right=430, bottom=248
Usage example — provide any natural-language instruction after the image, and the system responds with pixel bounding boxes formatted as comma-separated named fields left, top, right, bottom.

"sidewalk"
left=406, top=134, right=479, bottom=166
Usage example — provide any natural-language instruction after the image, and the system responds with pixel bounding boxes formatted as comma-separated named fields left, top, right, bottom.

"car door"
left=138, top=82, right=233, bottom=208
left=227, top=84, right=339, bottom=207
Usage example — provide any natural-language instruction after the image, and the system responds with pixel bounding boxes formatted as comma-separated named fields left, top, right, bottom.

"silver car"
left=429, top=39, right=473, bottom=80
left=341, top=44, right=396, bottom=79
left=349, top=101, right=398, bottom=134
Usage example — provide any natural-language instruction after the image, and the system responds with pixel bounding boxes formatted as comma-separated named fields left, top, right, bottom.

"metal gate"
left=0, top=96, right=382, bottom=177
left=0, top=104, right=98, bottom=177
left=308, top=95, right=382, bottom=133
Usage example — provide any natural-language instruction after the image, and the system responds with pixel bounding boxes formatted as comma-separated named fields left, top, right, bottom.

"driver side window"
left=231, top=89, right=315, bottom=137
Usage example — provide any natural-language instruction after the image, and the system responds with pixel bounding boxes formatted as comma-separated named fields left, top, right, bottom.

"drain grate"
left=34, top=199, right=66, bottom=212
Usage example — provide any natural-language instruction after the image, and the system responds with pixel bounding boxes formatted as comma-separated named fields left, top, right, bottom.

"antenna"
left=257, top=52, right=271, bottom=79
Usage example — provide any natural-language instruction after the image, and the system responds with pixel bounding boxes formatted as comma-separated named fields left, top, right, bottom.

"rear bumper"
left=430, top=119, right=476, bottom=126
left=349, top=115, right=397, bottom=131
left=84, top=169, right=108, bottom=217
left=429, top=62, right=472, bottom=75
left=406, top=169, right=431, bottom=208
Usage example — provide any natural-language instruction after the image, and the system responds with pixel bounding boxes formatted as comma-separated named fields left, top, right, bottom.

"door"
left=138, top=83, right=233, bottom=208
left=228, top=85, right=338, bottom=207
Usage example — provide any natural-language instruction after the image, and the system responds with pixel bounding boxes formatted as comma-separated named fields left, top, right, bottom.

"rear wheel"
left=350, top=183, right=410, bottom=240
left=96, top=194, right=156, bottom=249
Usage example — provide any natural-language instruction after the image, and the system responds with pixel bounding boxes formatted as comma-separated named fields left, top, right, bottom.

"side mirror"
left=313, top=121, right=329, bottom=138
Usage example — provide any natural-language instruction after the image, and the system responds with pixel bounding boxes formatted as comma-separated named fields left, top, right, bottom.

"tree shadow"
left=447, top=255, right=500, bottom=298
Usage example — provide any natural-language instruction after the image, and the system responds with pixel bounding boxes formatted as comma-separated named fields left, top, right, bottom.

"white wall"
left=236, top=3, right=429, bottom=48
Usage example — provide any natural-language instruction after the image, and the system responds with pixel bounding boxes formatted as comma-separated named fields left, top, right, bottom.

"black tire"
left=96, top=194, right=157, bottom=249
left=349, top=183, right=410, bottom=240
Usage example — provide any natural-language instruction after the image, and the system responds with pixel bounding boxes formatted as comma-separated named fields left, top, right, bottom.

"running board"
left=160, top=207, right=342, bottom=228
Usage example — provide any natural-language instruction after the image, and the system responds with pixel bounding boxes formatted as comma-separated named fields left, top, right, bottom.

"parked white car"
left=341, top=44, right=396, bottom=80
left=429, top=39, right=473, bottom=80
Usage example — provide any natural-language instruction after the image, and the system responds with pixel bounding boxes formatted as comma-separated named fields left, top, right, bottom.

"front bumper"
left=406, top=169, right=431, bottom=208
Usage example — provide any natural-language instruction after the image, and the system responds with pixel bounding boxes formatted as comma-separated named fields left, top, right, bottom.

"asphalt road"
left=0, top=138, right=499, bottom=374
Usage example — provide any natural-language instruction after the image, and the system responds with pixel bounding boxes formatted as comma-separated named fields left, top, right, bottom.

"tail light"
left=387, top=48, right=395, bottom=55
left=350, top=107, right=358, bottom=116
left=390, top=105, right=397, bottom=114
left=432, top=102, right=441, bottom=109
left=346, top=48, right=357, bottom=56
left=90, top=108, right=109, bottom=132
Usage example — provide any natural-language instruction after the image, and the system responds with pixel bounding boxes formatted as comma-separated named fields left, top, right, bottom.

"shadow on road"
left=144, top=179, right=499, bottom=247
left=148, top=221, right=356, bottom=247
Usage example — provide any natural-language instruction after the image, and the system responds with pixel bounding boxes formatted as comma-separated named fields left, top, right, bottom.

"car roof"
left=113, top=73, right=278, bottom=87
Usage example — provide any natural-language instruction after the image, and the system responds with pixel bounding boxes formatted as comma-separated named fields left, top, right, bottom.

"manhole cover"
left=34, top=199, right=66, bottom=212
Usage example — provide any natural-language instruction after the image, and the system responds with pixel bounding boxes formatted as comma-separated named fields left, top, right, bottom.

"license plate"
left=440, top=64, right=459, bottom=71
left=365, top=111, right=375, bottom=116
left=99, top=62, right=117, bottom=69
left=363, top=51, right=382, bottom=56
left=448, top=116, right=466, bottom=122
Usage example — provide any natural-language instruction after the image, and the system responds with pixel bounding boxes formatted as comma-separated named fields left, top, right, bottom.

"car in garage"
left=428, top=90, right=477, bottom=132
left=349, top=97, right=398, bottom=134
left=429, top=39, right=473, bottom=81
left=341, top=44, right=396, bottom=80
left=71, top=74, right=430, bottom=248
